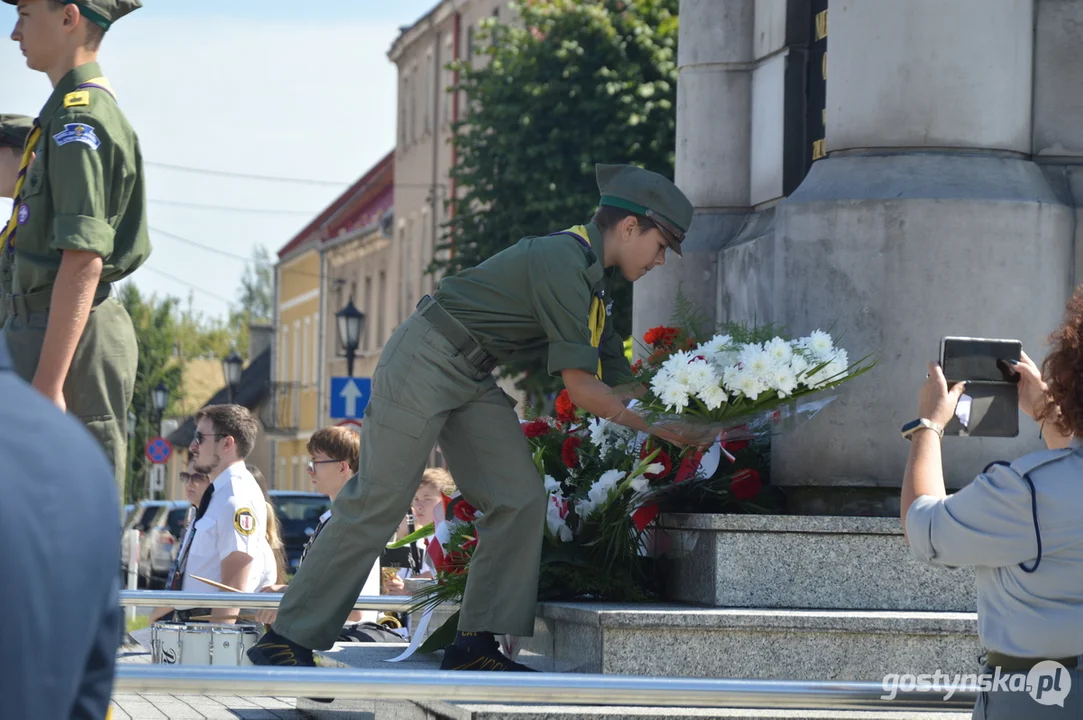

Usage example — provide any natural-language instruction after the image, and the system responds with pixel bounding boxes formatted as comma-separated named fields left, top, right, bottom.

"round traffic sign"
left=145, top=436, right=173, bottom=464
left=336, top=419, right=363, bottom=433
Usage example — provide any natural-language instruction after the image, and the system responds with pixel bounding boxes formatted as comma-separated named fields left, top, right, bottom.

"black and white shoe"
left=439, top=644, right=538, bottom=672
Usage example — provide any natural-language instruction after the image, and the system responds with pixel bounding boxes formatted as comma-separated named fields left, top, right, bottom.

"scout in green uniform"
left=3, top=0, right=148, bottom=503
left=249, top=164, right=699, bottom=672
left=0, top=114, right=35, bottom=330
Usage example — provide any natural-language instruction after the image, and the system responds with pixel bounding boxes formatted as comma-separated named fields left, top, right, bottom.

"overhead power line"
left=140, top=264, right=238, bottom=307
left=148, top=226, right=327, bottom=281
left=146, top=160, right=353, bottom=187
left=149, top=198, right=320, bottom=215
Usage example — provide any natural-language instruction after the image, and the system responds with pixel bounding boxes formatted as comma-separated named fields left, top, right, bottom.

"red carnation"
left=555, top=389, right=577, bottom=423
left=561, top=436, right=582, bottom=468
left=643, top=326, right=680, bottom=348
left=640, top=444, right=672, bottom=479
left=730, top=468, right=762, bottom=500
left=523, top=419, right=551, bottom=438
left=674, top=450, right=705, bottom=483
left=453, top=500, right=478, bottom=523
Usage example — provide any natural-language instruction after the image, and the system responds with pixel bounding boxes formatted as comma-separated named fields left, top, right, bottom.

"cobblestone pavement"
left=112, top=639, right=312, bottom=720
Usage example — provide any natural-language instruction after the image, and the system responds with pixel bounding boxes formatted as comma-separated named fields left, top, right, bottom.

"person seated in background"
left=247, top=464, right=289, bottom=589
left=383, top=467, right=456, bottom=596
left=255, top=427, right=400, bottom=643
left=902, top=287, right=1083, bottom=720
left=149, top=456, right=211, bottom=623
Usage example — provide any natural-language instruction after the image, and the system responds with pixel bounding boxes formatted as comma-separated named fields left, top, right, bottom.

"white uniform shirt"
left=182, top=462, right=273, bottom=593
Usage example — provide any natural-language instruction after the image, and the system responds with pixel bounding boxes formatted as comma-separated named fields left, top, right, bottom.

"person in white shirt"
left=254, top=427, right=391, bottom=641
left=183, top=404, right=275, bottom=624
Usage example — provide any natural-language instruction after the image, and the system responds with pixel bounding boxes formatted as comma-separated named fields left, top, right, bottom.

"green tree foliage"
left=435, top=0, right=679, bottom=406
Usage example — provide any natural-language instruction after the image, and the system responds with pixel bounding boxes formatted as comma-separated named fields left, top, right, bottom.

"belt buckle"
left=476, top=353, right=498, bottom=374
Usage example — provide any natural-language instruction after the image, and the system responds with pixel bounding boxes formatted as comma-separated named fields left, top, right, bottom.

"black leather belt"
left=985, top=650, right=1080, bottom=672
left=2, top=283, right=111, bottom=320
left=416, top=295, right=498, bottom=374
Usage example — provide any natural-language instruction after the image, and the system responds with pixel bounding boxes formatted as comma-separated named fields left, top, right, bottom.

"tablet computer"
left=939, top=337, right=1020, bottom=438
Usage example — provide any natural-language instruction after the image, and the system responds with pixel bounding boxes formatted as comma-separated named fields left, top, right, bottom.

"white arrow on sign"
left=339, top=379, right=364, bottom=418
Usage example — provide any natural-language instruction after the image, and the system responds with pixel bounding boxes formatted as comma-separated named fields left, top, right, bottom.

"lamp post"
left=152, top=381, right=169, bottom=434
left=222, top=349, right=244, bottom=404
left=335, top=299, right=365, bottom=378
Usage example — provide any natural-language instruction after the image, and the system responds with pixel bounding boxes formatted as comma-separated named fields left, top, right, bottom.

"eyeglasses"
left=192, top=431, right=228, bottom=446
left=306, top=459, right=339, bottom=474
left=180, top=472, right=209, bottom=484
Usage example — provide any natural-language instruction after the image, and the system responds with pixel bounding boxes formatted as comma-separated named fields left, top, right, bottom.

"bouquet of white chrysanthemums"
left=638, top=327, right=875, bottom=440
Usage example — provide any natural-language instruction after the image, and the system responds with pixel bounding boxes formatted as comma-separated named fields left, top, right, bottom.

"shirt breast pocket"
left=189, top=518, right=218, bottom=558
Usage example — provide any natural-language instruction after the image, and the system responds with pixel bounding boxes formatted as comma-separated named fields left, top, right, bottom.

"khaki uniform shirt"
left=1, top=62, right=150, bottom=297
left=434, top=222, right=631, bottom=386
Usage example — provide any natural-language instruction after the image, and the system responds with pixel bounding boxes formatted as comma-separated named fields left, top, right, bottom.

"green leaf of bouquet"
left=418, top=610, right=460, bottom=654
left=385, top=523, right=434, bottom=549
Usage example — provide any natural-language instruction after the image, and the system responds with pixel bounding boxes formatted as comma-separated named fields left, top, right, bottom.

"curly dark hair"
left=1035, top=287, right=1083, bottom=437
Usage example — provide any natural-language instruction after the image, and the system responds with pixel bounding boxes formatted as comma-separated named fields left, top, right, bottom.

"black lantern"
left=152, top=381, right=170, bottom=413
left=336, top=299, right=365, bottom=377
left=222, top=349, right=244, bottom=403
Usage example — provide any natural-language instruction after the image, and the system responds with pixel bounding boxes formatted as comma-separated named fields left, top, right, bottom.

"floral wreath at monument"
left=389, top=295, right=877, bottom=654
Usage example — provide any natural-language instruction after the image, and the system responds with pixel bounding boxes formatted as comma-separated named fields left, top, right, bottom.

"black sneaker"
left=440, top=644, right=538, bottom=672
left=246, top=629, right=316, bottom=667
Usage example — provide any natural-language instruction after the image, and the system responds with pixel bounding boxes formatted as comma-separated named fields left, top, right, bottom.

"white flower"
left=699, top=381, right=729, bottom=410
left=767, top=365, right=798, bottom=397
left=764, top=337, right=793, bottom=365
left=545, top=496, right=572, bottom=542
left=738, top=344, right=775, bottom=381
left=790, top=352, right=810, bottom=380
left=685, top=359, right=719, bottom=395
left=544, top=475, right=561, bottom=494
left=652, top=370, right=691, bottom=412
left=629, top=475, right=651, bottom=495
left=801, top=330, right=835, bottom=362
left=735, top=371, right=767, bottom=401
left=587, top=470, right=626, bottom=507
left=644, top=463, right=665, bottom=476
left=700, top=334, right=735, bottom=365
left=587, top=416, right=635, bottom=454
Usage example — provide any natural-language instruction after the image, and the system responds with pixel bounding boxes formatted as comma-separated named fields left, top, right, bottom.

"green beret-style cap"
left=2, top=0, right=142, bottom=31
left=595, top=163, right=694, bottom=256
left=0, top=114, right=33, bottom=150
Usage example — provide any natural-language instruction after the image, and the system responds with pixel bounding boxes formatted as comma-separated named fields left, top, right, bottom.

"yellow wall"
left=274, top=248, right=322, bottom=490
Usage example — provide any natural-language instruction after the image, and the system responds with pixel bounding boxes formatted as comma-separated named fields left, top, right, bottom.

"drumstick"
left=188, top=575, right=244, bottom=593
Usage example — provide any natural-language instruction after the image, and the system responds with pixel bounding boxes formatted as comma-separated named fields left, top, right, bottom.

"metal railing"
left=120, top=590, right=420, bottom=612
left=262, top=382, right=301, bottom=433
left=113, top=666, right=978, bottom=711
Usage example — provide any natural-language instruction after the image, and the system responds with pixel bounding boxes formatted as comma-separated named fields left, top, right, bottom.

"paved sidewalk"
left=112, top=635, right=311, bottom=719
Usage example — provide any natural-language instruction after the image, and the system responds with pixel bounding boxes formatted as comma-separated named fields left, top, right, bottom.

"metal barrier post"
left=125, top=530, right=140, bottom=623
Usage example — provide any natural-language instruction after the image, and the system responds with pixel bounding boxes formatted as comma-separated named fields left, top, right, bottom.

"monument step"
left=658, top=514, right=976, bottom=613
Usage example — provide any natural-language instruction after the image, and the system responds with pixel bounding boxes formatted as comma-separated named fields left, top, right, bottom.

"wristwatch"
left=901, top=418, right=944, bottom=441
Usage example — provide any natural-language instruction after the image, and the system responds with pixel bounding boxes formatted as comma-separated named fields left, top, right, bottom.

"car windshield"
left=272, top=495, right=331, bottom=537
left=136, top=506, right=160, bottom=531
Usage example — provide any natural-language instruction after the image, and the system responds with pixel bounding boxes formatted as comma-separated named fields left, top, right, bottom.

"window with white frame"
left=293, top=320, right=301, bottom=384
left=280, top=325, right=290, bottom=384
left=310, top=313, right=318, bottom=387
left=302, top=317, right=311, bottom=387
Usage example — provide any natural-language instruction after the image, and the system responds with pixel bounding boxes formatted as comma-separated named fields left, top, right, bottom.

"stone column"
left=633, top=0, right=754, bottom=345
left=772, top=0, right=1075, bottom=501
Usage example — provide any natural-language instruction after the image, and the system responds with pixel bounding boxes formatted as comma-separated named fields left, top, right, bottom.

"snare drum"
left=150, top=621, right=260, bottom=665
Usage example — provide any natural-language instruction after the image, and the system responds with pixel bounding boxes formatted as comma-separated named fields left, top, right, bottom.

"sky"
left=1, top=0, right=437, bottom=321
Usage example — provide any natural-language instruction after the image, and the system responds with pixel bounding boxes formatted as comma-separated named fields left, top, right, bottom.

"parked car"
left=143, top=501, right=191, bottom=588
left=120, top=499, right=170, bottom=582
left=269, top=490, right=331, bottom=575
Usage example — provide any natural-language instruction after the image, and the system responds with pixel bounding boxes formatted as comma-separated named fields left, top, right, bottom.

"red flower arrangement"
left=555, top=389, right=577, bottom=424
left=561, top=436, right=582, bottom=468
left=729, top=468, right=762, bottom=500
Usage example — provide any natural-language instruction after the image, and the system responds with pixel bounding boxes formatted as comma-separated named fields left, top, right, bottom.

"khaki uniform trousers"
left=972, top=665, right=1083, bottom=719
left=3, top=296, right=137, bottom=504
left=273, top=312, right=548, bottom=651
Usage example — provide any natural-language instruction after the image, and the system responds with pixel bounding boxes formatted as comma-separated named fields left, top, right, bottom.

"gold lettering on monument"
left=812, top=139, right=826, bottom=160
left=822, top=52, right=827, bottom=80
left=815, top=10, right=828, bottom=41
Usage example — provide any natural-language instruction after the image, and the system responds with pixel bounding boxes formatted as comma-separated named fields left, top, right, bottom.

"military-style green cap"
left=595, top=163, right=693, bottom=256
left=2, top=0, right=142, bottom=30
left=0, top=114, right=33, bottom=150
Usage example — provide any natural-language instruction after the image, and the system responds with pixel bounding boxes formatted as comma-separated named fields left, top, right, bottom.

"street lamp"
left=152, top=381, right=169, bottom=436
left=222, top=349, right=244, bottom=404
left=336, top=299, right=365, bottom=377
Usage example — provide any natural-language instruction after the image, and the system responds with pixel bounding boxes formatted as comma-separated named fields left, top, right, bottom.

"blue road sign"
left=330, top=377, right=372, bottom=420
